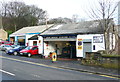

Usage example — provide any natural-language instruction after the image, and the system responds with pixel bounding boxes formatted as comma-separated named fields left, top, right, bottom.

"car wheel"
left=28, top=53, right=31, bottom=57
left=14, top=52, right=18, bottom=56
left=5, top=50, right=7, bottom=53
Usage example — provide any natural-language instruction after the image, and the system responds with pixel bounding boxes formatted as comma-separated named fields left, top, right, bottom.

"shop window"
left=33, top=41, right=37, bottom=46
left=93, top=45, right=95, bottom=50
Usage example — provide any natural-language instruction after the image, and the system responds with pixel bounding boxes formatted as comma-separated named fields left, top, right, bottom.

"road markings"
left=31, top=74, right=41, bottom=78
left=0, top=69, right=15, bottom=76
left=0, top=56, right=119, bottom=79
left=0, top=56, right=64, bottom=70
left=99, top=75, right=119, bottom=79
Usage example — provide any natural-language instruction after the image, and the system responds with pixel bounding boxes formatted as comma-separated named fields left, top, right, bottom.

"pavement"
left=11, top=55, right=119, bottom=78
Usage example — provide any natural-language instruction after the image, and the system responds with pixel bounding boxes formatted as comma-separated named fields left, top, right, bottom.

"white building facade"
left=76, top=34, right=105, bottom=58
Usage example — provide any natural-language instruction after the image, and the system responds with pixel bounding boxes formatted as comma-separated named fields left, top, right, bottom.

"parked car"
left=11, top=45, right=19, bottom=48
left=20, top=46, right=39, bottom=57
left=5, top=45, right=19, bottom=52
left=0, top=44, right=5, bottom=50
left=7, top=46, right=26, bottom=55
left=0, top=41, right=13, bottom=46
left=0, top=44, right=13, bottom=51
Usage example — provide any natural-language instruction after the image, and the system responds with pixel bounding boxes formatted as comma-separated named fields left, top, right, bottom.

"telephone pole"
left=0, top=16, right=3, bottom=29
left=45, top=11, right=48, bottom=28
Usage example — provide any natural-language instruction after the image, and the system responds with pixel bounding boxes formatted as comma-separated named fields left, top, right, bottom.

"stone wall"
left=81, top=52, right=120, bottom=69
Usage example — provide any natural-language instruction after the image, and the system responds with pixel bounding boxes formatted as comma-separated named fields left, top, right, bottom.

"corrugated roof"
left=10, top=24, right=54, bottom=36
left=41, top=21, right=105, bottom=35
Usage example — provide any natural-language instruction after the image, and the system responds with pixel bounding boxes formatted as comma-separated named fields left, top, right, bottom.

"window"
left=93, top=45, right=95, bottom=50
left=33, top=41, right=37, bottom=46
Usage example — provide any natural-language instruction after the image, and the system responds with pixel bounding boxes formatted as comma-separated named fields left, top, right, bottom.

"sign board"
left=18, top=36, right=25, bottom=39
left=93, top=36, right=103, bottom=43
left=44, top=36, right=76, bottom=41
left=78, top=39, right=82, bottom=50
left=45, top=36, right=76, bottom=39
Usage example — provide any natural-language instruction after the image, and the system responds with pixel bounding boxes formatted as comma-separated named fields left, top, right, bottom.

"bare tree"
left=0, top=1, right=46, bottom=32
left=85, top=0, right=118, bottom=54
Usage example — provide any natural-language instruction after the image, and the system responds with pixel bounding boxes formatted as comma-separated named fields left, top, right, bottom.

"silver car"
left=0, top=44, right=5, bottom=50
left=5, top=45, right=20, bottom=53
left=0, top=45, right=13, bottom=51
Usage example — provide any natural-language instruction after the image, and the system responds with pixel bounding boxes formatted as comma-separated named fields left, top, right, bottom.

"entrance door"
left=83, top=42, right=92, bottom=58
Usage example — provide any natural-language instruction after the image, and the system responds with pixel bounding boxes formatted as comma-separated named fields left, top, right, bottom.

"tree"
left=0, top=1, right=46, bottom=32
left=39, top=17, right=73, bottom=25
left=86, top=0, right=118, bottom=54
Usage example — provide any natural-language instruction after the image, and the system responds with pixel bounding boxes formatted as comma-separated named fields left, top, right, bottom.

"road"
left=0, top=51, right=119, bottom=80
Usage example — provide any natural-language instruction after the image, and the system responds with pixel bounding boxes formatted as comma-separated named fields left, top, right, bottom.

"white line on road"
left=0, top=69, right=15, bottom=76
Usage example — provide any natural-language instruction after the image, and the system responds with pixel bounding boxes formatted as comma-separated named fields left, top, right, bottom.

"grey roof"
left=41, top=21, right=105, bottom=35
left=10, top=24, right=54, bottom=36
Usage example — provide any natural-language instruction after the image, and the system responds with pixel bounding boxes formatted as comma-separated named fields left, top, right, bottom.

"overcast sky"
left=1, top=0, right=119, bottom=21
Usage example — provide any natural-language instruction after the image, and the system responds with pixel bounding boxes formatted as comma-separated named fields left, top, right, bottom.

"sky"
left=24, top=0, right=93, bottom=19
left=0, top=0, right=119, bottom=21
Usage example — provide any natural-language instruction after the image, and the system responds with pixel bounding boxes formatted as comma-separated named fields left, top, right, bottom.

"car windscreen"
left=21, top=46, right=26, bottom=49
left=14, top=46, right=20, bottom=49
left=5, top=45, right=11, bottom=47
left=25, top=46, right=32, bottom=50
left=11, top=45, right=19, bottom=48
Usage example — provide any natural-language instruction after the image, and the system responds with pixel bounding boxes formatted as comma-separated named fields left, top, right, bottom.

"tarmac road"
left=0, top=51, right=119, bottom=80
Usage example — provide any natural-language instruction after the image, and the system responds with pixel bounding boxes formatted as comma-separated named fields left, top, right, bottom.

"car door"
left=31, top=47, right=38, bottom=55
left=1, top=45, right=5, bottom=50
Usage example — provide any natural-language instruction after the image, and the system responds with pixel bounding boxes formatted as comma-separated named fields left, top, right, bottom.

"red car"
left=20, top=46, right=39, bottom=57
left=0, top=41, right=13, bottom=46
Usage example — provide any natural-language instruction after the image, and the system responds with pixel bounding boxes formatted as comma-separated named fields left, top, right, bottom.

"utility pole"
left=45, top=11, right=48, bottom=28
left=14, top=24, right=16, bottom=32
left=0, top=16, right=3, bottom=29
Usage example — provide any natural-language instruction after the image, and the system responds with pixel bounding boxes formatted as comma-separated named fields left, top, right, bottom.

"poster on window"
left=93, top=36, right=103, bottom=43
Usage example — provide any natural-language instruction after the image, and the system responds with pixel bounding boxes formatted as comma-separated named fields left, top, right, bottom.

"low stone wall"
left=81, top=52, right=120, bottom=69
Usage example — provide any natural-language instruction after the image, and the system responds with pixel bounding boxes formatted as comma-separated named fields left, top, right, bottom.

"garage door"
left=83, top=42, right=92, bottom=58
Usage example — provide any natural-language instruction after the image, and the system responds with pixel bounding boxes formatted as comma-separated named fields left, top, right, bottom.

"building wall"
left=28, top=40, right=39, bottom=46
left=43, top=41, right=67, bottom=57
left=26, top=34, right=36, bottom=46
left=0, top=29, right=8, bottom=40
left=43, top=41, right=56, bottom=56
left=77, top=34, right=105, bottom=57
